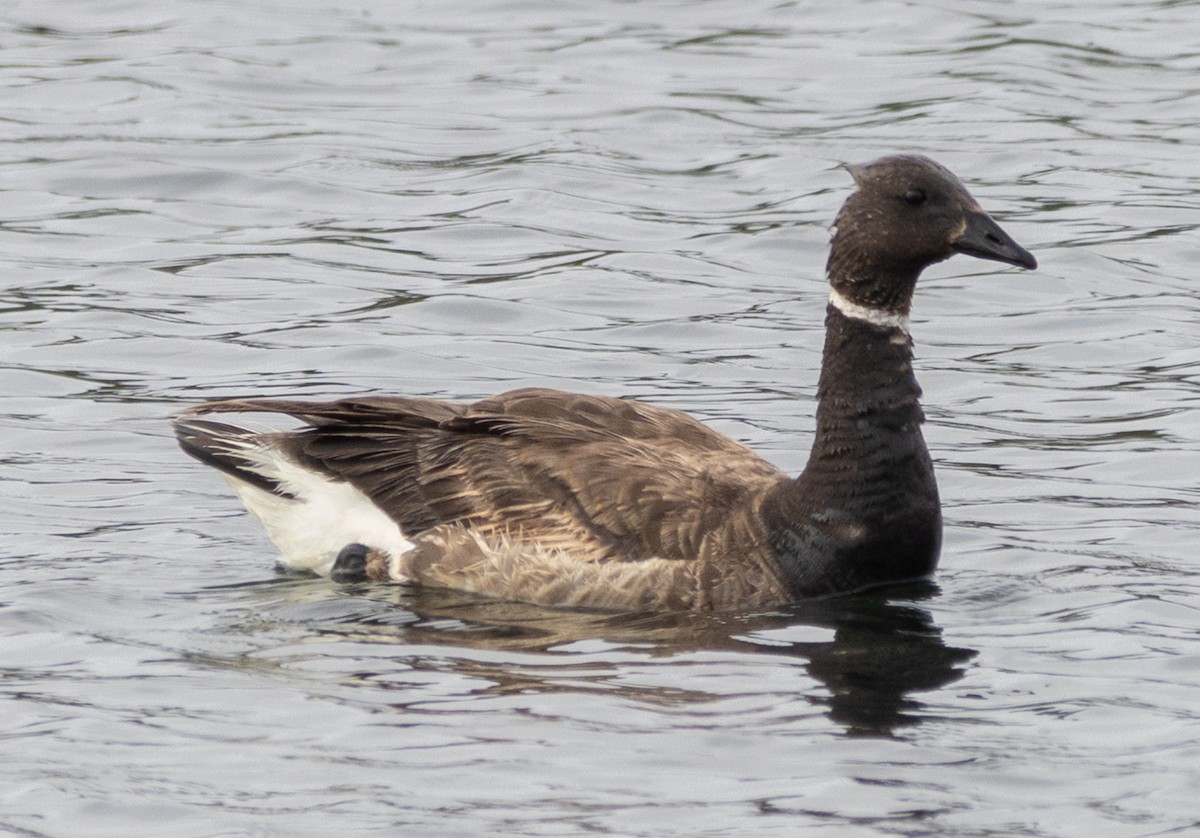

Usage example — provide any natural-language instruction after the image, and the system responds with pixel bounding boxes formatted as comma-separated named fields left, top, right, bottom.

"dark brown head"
left=825, top=154, right=1036, bottom=315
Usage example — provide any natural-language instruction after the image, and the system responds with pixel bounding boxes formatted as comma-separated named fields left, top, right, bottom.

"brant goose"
left=174, top=155, right=1036, bottom=611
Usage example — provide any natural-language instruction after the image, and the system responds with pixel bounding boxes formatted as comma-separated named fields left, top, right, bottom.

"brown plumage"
left=174, top=154, right=1037, bottom=611
left=179, top=390, right=793, bottom=609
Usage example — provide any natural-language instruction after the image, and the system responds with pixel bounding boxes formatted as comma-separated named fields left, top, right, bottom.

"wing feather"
left=186, top=388, right=787, bottom=564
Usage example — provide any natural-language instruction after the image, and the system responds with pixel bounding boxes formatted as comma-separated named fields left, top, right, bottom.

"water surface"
left=3, top=1, right=1200, bottom=835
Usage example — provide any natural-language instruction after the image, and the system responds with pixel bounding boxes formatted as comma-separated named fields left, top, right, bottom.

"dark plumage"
left=174, top=154, right=1036, bottom=611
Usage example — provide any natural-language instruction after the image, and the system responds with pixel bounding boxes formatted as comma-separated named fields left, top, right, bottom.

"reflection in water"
left=241, top=577, right=975, bottom=738
left=788, top=588, right=976, bottom=736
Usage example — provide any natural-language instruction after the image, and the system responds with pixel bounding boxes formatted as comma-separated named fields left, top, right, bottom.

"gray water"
left=3, top=0, right=1199, bottom=835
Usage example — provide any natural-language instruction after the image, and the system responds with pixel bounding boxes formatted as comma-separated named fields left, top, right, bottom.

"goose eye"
left=902, top=188, right=927, bottom=206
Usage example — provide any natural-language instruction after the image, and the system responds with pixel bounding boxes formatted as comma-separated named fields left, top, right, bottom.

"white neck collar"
left=828, top=288, right=909, bottom=332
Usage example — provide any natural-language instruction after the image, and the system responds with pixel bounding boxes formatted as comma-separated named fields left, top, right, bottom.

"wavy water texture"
left=2, top=0, right=1200, bottom=835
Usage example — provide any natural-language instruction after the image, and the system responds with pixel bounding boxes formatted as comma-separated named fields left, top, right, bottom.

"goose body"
left=174, top=155, right=1036, bottom=611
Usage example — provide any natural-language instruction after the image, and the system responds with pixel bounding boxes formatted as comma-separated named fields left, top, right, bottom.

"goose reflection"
left=240, top=577, right=975, bottom=737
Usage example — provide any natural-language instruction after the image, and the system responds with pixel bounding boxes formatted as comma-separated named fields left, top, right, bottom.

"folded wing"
left=182, top=388, right=788, bottom=566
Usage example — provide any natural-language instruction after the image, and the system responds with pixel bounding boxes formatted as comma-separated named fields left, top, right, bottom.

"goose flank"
left=173, top=154, right=1037, bottom=611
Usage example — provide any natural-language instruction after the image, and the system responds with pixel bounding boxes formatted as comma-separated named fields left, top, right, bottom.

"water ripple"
left=3, top=0, right=1200, bottom=835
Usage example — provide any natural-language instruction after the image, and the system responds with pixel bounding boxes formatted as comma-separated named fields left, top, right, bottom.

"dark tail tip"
left=173, top=417, right=293, bottom=498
